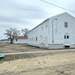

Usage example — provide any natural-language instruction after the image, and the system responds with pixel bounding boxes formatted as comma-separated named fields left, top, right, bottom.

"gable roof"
left=14, top=36, right=28, bottom=39
left=28, top=18, right=49, bottom=33
left=28, top=12, right=74, bottom=33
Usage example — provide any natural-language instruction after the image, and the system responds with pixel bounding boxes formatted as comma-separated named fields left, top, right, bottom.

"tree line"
left=4, top=28, right=29, bottom=44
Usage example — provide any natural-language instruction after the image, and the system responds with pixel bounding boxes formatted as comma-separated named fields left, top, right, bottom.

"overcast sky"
left=0, top=0, right=75, bottom=39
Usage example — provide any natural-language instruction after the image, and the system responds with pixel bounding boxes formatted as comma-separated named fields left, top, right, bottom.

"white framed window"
left=36, top=37, right=37, bottom=41
left=64, top=35, right=66, bottom=39
left=42, top=27, right=43, bottom=30
left=64, top=22, right=68, bottom=28
left=64, top=35, right=69, bottom=39
left=67, top=35, right=69, bottom=39
left=16, top=39, right=18, bottom=41
left=36, top=30, right=37, bottom=32
left=40, top=35, right=43, bottom=39
left=46, top=25, right=47, bottom=28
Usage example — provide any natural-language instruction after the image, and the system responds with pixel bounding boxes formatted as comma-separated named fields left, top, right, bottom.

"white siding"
left=28, top=19, right=49, bottom=47
left=28, top=12, right=75, bottom=49
left=14, top=39, right=28, bottom=44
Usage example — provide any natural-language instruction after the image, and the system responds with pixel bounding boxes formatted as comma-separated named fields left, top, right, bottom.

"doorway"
left=64, top=34, right=70, bottom=46
left=65, top=45, right=70, bottom=48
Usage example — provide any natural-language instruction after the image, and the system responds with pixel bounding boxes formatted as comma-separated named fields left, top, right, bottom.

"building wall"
left=48, top=13, right=75, bottom=45
left=14, top=39, right=28, bottom=44
left=28, top=12, right=75, bottom=49
left=28, top=19, right=49, bottom=47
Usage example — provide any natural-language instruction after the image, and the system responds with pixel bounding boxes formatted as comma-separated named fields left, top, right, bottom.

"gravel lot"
left=0, top=44, right=75, bottom=75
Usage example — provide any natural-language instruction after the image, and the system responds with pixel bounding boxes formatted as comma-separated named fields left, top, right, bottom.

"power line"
left=41, top=0, right=75, bottom=13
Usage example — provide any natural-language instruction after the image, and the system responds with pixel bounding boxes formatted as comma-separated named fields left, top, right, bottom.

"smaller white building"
left=13, top=36, right=28, bottom=44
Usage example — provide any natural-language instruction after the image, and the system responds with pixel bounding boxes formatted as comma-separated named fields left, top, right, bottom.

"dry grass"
left=0, top=50, right=75, bottom=75
left=0, top=44, right=44, bottom=53
left=0, top=44, right=75, bottom=75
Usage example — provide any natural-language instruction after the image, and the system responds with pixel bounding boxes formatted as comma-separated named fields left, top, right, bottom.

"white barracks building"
left=28, top=12, right=75, bottom=49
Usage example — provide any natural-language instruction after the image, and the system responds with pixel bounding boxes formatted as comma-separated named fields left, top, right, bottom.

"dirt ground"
left=0, top=44, right=75, bottom=75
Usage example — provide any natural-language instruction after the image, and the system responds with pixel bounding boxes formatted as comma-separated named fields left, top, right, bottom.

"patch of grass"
left=0, top=44, right=8, bottom=48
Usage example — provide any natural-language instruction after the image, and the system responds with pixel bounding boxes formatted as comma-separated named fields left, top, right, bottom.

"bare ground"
left=0, top=44, right=75, bottom=75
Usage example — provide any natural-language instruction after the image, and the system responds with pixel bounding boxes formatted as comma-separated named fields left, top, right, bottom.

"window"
left=36, top=30, right=37, bottom=32
left=67, top=35, right=69, bottom=39
left=64, top=35, right=66, bottom=39
left=64, top=22, right=68, bottom=28
left=16, top=39, right=18, bottom=41
left=42, top=27, right=43, bottom=30
left=64, top=35, right=69, bottom=39
left=36, top=37, right=37, bottom=41
left=46, top=25, right=47, bottom=28
left=40, top=35, right=43, bottom=39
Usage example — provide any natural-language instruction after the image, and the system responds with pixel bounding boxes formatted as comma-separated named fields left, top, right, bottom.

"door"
left=64, top=34, right=70, bottom=45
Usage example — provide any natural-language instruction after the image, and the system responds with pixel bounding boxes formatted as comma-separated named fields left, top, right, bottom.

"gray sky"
left=0, top=0, right=75, bottom=39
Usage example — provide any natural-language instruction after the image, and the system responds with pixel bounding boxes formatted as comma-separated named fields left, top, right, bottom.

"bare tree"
left=21, top=28, right=29, bottom=36
left=4, top=28, right=20, bottom=44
